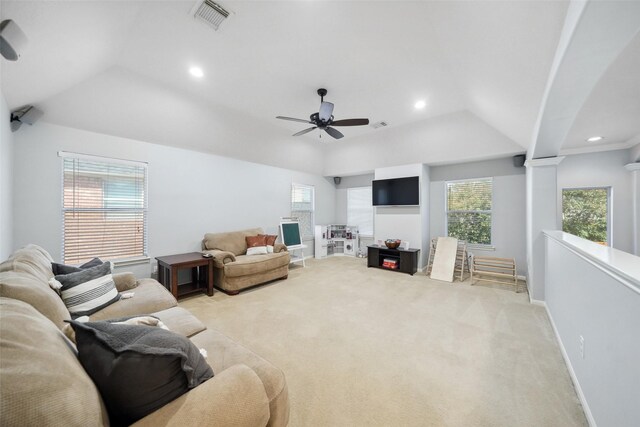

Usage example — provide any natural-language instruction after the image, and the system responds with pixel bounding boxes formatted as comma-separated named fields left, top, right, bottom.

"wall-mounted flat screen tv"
left=372, top=176, right=420, bottom=206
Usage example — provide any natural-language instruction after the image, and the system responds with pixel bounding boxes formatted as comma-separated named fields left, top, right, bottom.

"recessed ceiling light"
left=414, top=100, right=426, bottom=110
left=189, top=66, right=204, bottom=78
left=586, top=136, right=604, bottom=143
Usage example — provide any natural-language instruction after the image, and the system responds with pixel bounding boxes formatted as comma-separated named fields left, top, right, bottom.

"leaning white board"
left=430, top=237, right=458, bottom=282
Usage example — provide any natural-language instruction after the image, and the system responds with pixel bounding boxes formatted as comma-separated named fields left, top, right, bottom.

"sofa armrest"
left=113, top=272, right=138, bottom=292
left=274, top=243, right=288, bottom=253
left=204, top=250, right=236, bottom=268
left=132, top=364, right=270, bottom=427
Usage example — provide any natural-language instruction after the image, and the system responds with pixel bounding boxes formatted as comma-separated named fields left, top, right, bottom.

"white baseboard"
left=529, top=298, right=546, bottom=307
left=544, top=305, right=597, bottom=427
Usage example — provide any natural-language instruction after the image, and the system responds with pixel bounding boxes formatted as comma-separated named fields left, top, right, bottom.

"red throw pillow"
left=260, top=234, right=278, bottom=246
left=246, top=235, right=267, bottom=248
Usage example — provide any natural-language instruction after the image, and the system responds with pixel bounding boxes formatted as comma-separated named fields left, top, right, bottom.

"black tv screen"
left=372, top=176, right=420, bottom=206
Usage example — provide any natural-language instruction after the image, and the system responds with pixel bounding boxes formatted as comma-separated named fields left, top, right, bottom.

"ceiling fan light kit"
left=0, top=19, right=28, bottom=61
left=276, top=88, right=370, bottom=140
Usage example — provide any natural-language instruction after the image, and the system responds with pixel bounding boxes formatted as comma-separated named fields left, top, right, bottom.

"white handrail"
left=543, top=230, right=640, bottom=295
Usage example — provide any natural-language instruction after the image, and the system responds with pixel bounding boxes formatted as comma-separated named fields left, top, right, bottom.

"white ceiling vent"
left=193, top=1, right=231, bottom=31
left=371, top=121, right=388, bottom=129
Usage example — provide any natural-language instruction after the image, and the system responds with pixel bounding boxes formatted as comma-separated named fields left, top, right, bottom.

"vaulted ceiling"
left=1, top=0, right=638, bottom=175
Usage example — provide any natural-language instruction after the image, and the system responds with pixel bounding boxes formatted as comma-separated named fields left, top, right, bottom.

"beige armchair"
left=202, top=228, right=290, bottom=295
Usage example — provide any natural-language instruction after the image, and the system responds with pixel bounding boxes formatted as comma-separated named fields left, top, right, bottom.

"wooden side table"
left=155, top=252, right=214, bottom=299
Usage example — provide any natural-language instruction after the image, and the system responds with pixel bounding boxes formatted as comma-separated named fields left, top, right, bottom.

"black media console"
left=367, top=245, right=420, bottom=276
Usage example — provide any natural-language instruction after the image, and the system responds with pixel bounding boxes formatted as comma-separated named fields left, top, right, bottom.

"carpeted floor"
left=180, top=257, right=587, bottom=427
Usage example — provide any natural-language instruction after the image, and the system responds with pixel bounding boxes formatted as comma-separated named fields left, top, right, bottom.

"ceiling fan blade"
left=276, top=116, right=313, bottom=124
left=331, top=118, right=370, bottom=127
left=319, top=102, right=334, bottom=121
left=292, top=127, right=317, bottom=137
left=324, top=127, right=344, bottom=139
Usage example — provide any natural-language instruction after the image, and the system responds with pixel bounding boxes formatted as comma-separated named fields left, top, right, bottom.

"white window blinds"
left=61, top=154, right=148, bottom=264
left=291, top=183, right=314, bottom=238
left=446, top=178, right=492, bottom=245
left=347, top=187, right=373, bottom=236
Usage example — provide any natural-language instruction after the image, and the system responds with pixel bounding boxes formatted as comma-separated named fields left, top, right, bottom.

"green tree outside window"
left=562, top=188, right=609, bottom=245
left=446, top=179, right=492, bottom=245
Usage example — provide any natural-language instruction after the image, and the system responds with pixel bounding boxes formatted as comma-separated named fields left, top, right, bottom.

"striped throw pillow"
left=56, top=262, right=120, bottom=317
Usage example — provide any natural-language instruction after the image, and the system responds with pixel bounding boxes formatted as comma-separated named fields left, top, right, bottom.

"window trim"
left=444, top=177, right=493, bottom=247
left=290, top=182, right=315, bottom=239
left=59, top=151, right=149, bottom=264
left=561, top=186, right=612, bottom=247
left=347, top=186, right=374, bottom=237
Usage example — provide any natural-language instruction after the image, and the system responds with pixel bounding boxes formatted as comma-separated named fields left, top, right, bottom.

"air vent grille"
left=195, top=0, right=230, bottom=30
left=371, top=121, right=388, bottom=129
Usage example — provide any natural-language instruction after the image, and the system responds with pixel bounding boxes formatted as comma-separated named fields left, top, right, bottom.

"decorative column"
left=525, top=156, right=564, bottom=303
left=625, top=162, right=640, bottom=256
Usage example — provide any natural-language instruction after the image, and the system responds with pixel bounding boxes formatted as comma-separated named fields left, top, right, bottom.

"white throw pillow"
left=266, top=245, right=274, bottom=253
left=56, top=262, right=120, bottom=317
left=246, top=246, right=268, bottom=256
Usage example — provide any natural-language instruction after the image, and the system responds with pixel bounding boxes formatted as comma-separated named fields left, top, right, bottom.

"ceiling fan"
left=276, top=88, right=369, bottom=139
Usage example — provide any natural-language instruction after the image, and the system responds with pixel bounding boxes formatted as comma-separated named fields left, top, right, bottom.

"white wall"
left=12, top=122, right=336, bottom=276
left=557, top=149, right=633, bottom=253
left=0, top=93, right=14, bottom=259
left=374, top=164, right=429, bottom=268
left=544, top=232, right=640, bottom=427
left=430, top=157, right=527, bottom=275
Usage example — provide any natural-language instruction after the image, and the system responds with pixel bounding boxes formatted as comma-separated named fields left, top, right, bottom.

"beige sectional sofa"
left=202, top=228, right=290, bottom=294
left=0, top=244, right=289, bottom=427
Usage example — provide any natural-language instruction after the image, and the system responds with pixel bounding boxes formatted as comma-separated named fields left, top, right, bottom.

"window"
left=61, top=153, right=147, bottom=264
left=347, top=187, right=374, bottom=236
left=291, top=183, right=314, bottom=238
left=562, top=187, right=610, bottom=245
left=446, top=178, right=492, bottom=245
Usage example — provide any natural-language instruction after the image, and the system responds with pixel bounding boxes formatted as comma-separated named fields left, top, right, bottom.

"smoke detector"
left=371, top=121, right=388, bottom=129
left=193, top=0, right=232, bottom=31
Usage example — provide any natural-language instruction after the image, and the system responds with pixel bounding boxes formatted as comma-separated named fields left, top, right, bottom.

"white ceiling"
left=563, top=31, right=640, bottom=152
left=1, top=0, right=637, bottom=174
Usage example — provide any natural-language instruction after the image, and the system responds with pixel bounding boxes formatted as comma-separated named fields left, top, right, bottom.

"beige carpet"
left=181, top=257, right=587, bottom=427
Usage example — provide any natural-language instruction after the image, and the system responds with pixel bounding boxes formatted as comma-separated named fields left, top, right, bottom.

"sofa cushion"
left=190, top=328, right=289, bottom=427
left=89, top=278, right=177, bottom=321
left=203, top=228, right=264, bottom=256
left=0, top=297, right=108, bottom=427
left=69, top=320, right=214, bottom=426
left=0, top=244, right=55, bottom=284
left=224, top=252, right=290, bottom=278
left=57, top=262, right=120, bottom=317
left=113, top=272, right=139, bottom=292
left=0, top=271, right=71, bottom=329
left=131, top=364, right=270, bottom=427
left=151, top=306, right=207, bottom=337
